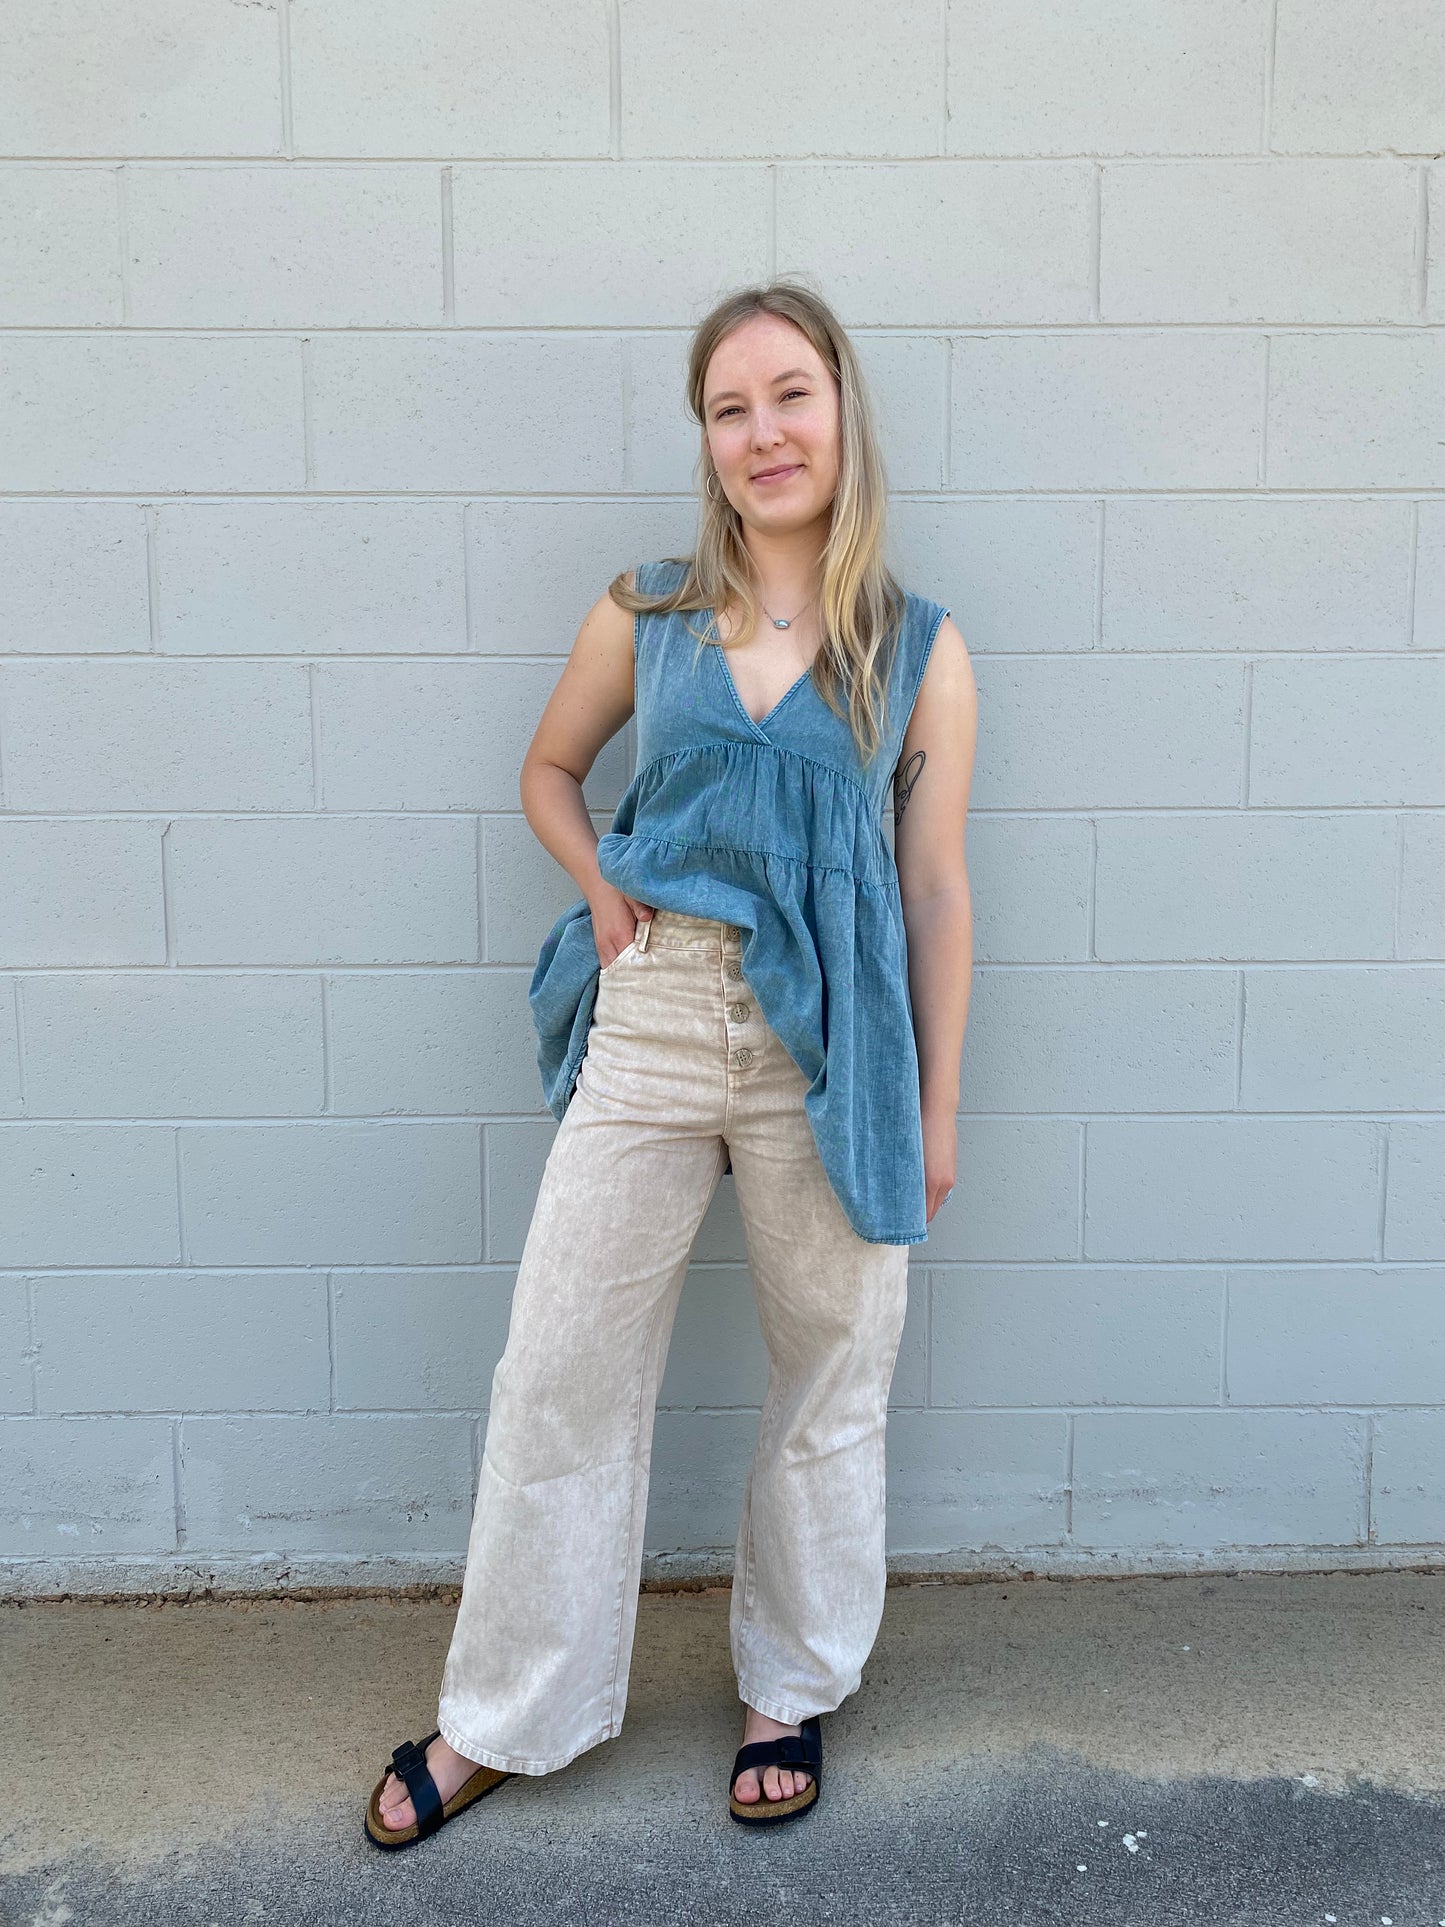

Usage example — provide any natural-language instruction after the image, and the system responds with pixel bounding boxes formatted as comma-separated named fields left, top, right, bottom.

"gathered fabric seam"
left=609, top=827, right=895, bottom=894
left=623, top=738, right=881, bottom=815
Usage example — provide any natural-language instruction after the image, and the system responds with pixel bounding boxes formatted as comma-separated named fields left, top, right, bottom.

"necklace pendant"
left=772, top=617, right=790, bottom=628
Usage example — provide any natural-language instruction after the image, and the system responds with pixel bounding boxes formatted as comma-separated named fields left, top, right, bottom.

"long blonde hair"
left=609, top=278, right=907, bottom=769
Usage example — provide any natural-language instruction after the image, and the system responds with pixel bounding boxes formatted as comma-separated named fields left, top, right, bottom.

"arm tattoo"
left=893, top=749, right=925, bottom=823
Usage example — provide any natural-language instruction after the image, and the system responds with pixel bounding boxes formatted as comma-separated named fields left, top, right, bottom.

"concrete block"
left=951, top=331, right=1263, bottom=491
left=922, top=1120, right=1083, bottom=1263
left=168, top=816, right=478, bottom=965
left=960, top=967, right=1238, bottom=1112
left=948, top=0, right=1268, bottom=157
left=1384, top=1122, right=1445, bottom=1261
left=888, top=497, right=1098, bottom=654
left=0, top=336, right=304, bottom=492
left=1242, top=966, right=1445, bottom=1110
left=644, top=1411, right=752, bottom=1553
left=0, top=1279, right=31, bottom=1413
left=1095, top=812, right=1397, bottom=961
left=961, top=816, right=1093, bottom=963
left=327, top=967, right=538, bottom=1117
left=932, top=1268, right=1223, bottom=1408
left=0, top=821, right=164, bottom=966
left=127, top=166, right=443, bottom=327
left=33, top=1272, right=329, bottom=1413
left=315, top=660, right=630, bottom=813
left=21, top=972, right=324, bottom=1117
left=1249, top=657, right=1445, bottom=806
left=453, top=164, right=768, bottom=326
left=626, top=330, right=709, bottom=496
left=1228, top=1269, right=1445, bottom=1405
left=333, top=1269, right=513, bottom=1412
left=1, top=661, right=313, bottom=811
left=0, top=165, right=120, bottom=324
left=156, top=500, right=467, bottom=656
left=180, top=1412, right=474, bottom=1554
left=623, top=0, right=942, bottom=158
left=657, top=1266, right=769, bottom=1411
left=1, top=986, right=18, bottom=1116
left=1415, top=501, right=1445, bottom=646
left=1, top=0, right=281, bottom=156
left=776, top=162, right=1093, bottom=324
left=1102, top=160, right=1418, bottom=323
left=307, top=333, right=625, bottom=493
left=1371, top=1411, right=1445, bottom=1544
left=889, top=1271, right=929, bottom=1409
left=0, top=1125, right=180, bottom=1268
left=885, top=1411, right=1070, bottom=1552
left=483, top=1123, right=557, bottom=1260
left=854, top=336, right=950, bottom=492
left=1103, top=497, right=1413, bottom=652
left=0, top=502, right=149, bottom=654
left=467, top=499, right=695, bottom=654
left=1073, top=1410, right=1367, bottom=1548
left=1400, top=815, right=1445, bottom=959
left=178, top=1122, right=482, bottom=1267
left=289, top=0, right=609, bottom=157
left=0, top=1416, right=174, bottom=1557
left=1268, top=333, right=1445, bottom=488
left=1272, top=0, right=1445, bottom=154
left=969, top=656, right=1246, bottom=809
left=1085, top=1119, right=1381, bottom=1262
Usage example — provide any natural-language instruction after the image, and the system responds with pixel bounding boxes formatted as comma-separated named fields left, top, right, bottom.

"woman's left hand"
left=922, top=1104, right=958, bottom=1225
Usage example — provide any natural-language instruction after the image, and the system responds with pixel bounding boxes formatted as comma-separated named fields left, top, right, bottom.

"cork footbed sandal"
left=728, top=1714, right=823, bottom=1826
left=364, top=1728, right=513, bottom=1851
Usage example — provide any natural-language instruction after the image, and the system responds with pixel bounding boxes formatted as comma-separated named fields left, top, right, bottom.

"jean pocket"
left=598, top=936, right=639, bottom=975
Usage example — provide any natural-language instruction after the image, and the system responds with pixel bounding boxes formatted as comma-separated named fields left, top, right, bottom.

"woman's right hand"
left=589, top=887, right=654, bottom=968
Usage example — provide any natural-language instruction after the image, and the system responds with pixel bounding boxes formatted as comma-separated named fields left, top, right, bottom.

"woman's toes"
left=381, top=1776, right=413, bottom=1826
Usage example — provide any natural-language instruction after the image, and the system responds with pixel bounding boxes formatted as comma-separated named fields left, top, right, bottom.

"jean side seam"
left=732, top=1355, right=784, bottom=1682
left=605, top=1285, right=669, bottom=1728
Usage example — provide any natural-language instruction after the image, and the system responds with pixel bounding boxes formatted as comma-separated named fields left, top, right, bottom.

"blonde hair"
left=608, top=277, right=907, bottom=769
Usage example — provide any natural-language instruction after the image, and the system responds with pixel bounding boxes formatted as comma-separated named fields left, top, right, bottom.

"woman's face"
left=701, top=314, right=841, bottom=538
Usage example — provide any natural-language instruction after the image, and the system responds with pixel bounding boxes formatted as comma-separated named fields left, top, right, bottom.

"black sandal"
left=364, top=1728, right=513, bottom=1851
left=728, top=1714, right=823, bottom=1825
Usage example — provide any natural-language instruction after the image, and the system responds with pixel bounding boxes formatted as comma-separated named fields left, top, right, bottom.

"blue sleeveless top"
left=529, top=557, right=950, bottom=1246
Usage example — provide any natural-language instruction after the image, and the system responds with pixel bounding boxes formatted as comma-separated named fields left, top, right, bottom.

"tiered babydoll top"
left=530, top=557, right=950, bottom=1247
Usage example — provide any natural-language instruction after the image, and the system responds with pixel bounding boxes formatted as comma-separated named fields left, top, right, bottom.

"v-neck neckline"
left=705, top=608, right=817, bottom=739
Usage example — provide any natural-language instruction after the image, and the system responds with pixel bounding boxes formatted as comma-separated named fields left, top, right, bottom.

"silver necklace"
left=761, top=592, right=816, bottom=631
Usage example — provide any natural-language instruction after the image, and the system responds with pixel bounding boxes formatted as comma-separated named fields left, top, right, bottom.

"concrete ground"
left=2, top=1569, right=1443, bottom=1926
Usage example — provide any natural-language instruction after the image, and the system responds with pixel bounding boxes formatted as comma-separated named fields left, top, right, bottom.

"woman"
left=365, top=278, right=977, bottom=1847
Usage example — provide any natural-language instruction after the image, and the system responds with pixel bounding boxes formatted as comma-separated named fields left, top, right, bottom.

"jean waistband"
left=635, top=907, right=743, bottom=953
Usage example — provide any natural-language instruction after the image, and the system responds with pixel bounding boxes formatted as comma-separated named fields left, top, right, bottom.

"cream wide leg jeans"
left=436, top=908, right=912, bottom=1774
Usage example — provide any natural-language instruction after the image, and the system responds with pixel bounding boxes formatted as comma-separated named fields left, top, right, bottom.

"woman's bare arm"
left=892, top=615, right=978, bottom=1214
left=519, top=573, right=651, bottom=965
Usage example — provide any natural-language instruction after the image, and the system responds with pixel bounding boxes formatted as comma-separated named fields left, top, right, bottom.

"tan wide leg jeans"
left=436, top=908, right=911, bottom=1774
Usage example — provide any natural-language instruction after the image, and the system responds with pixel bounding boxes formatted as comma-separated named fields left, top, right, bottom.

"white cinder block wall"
left=1, top=0, right=1442, bottom=1595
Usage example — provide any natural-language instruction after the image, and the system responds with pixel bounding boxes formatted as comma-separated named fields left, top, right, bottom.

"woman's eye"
left=715, top=389, right=809, bottom=421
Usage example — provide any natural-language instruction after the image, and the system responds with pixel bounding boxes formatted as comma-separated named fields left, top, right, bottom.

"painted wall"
left=1, top=0, right=1442, bottom=1591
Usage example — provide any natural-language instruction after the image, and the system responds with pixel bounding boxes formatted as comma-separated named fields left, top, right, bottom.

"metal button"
left=729, top=1002, right=750, bottom=1023
left=734, top=1047, right=754, bottom=1067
